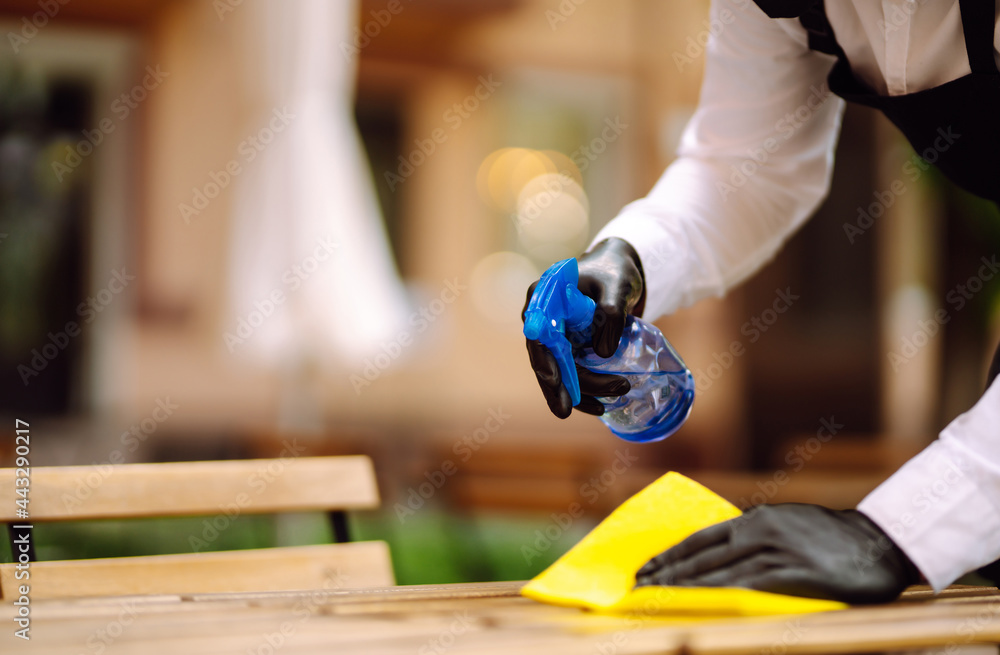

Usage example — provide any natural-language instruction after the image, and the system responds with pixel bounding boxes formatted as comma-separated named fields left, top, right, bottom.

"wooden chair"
left=0, top=456, right=393, bottom=599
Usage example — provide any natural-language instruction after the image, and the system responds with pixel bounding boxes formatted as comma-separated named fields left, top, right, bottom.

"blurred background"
left=1, top=0, right=999, bottom=585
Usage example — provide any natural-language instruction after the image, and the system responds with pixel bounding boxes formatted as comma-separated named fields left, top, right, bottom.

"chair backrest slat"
left=0, top=456, right=379, bottom=521
left=0, top=542, right=394, bottom=599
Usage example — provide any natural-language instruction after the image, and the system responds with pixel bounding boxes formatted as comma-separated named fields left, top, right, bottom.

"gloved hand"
left=635, top=503, right=921, bottom=604
left=523, top=237, right=646, bottom=418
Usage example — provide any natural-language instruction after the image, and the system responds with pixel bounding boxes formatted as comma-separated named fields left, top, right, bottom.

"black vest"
left=754, top=0, right=1000, bottom=203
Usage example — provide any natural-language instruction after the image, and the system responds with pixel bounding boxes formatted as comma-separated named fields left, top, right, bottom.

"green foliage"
left=0, top=510, right=595, bottom=585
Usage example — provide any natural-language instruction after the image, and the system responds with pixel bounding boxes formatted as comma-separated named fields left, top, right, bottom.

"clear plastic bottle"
left=575, top=316, right=694, bottom=443
left=523, top=258, right=695, bottom=444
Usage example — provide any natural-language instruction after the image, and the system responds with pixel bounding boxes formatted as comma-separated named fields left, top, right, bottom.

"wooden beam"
left=0, top=456, right=380, bottom=521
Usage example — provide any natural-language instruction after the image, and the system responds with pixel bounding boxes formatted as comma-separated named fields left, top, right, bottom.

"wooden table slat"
left=2, top=582, right=999, bottom=654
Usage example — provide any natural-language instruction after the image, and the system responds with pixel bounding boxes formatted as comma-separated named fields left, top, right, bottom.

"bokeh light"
left=469, top=251, right=539, bottom=326
left=477, top=147, right=589, bottom=263
left=515, top=174, right=589, bottom=261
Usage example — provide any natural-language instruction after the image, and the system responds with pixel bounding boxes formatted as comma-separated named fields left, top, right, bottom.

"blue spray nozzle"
left=523, top=258, right=596, bottom=406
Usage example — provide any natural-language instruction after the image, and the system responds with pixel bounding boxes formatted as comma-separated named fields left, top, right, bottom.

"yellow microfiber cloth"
left=521, top=472, right=847, bottom=616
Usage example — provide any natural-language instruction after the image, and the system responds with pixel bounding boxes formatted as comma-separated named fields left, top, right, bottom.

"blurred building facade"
left=1, top=0, right=998, bottom=517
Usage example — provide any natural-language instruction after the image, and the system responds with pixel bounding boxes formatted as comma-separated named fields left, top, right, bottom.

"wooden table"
left=2, top=581, right=999, bottom=654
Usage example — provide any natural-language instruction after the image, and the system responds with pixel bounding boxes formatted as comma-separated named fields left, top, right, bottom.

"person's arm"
left=858, top=356, right=1000, bottom=592
left=593, top=0, right=845, bottom=320
left=635, top=351, right=1000, bottom=603
left=608, top=0, right=1000, bottom=600
left=524, top=0, right=845, bottom=419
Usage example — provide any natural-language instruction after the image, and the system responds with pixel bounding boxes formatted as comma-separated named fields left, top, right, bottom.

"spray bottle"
left=523, top=258, right=694, bottom=443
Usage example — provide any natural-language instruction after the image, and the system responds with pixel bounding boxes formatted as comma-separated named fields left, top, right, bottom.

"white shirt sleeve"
left=858, top=378, right=1000, bottom=592
left=592, top=0, right=845, bottom=320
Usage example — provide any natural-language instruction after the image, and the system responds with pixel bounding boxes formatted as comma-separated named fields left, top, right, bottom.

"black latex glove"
left=635, top=503, right=921, bottom=604
left=522, top=237, right=646, bottom=418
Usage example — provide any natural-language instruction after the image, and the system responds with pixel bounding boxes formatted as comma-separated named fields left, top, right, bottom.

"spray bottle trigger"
left=523, top=258, right=596, bottom=407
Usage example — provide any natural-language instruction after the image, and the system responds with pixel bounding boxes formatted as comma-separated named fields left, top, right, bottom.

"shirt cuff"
left=589, top=199, right=700, bottom=321
left=857, top=381, right=1000, bottom=592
